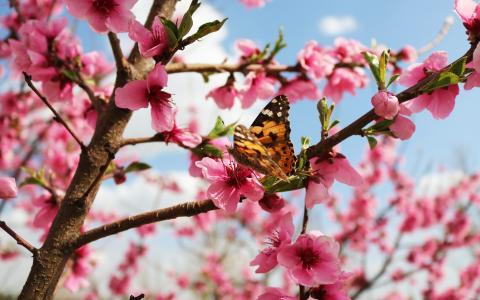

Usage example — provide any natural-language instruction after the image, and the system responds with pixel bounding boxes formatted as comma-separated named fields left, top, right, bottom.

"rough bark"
left=18, top=1, right=178, bottom=298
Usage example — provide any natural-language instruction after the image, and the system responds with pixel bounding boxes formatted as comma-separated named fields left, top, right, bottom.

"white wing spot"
left=277, top=112, right=282, bottom=117
left=262, top=109, right=273, bottom=117
left=271, top=98, right=278, bottom=103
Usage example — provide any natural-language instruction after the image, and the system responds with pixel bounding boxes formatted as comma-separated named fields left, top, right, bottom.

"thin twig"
left=0, top=220, right=36, bottom=254
left=165, top=62, right=301, bottom=75
left=108, top=32, right=125, bottom=72
left=23, top=72, right=86, bottom=150
left=75, top=199, right=218, bottom=247
left=120, top=134, right=165, bottom=147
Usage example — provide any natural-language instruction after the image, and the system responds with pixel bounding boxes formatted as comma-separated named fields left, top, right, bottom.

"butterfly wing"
left=247, top=95, right=296, bottom=176
left=229, top=125, right=289, bottom=180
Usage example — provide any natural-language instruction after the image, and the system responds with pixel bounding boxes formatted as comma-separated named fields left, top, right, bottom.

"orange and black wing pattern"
left=229, top=95, right=296, bottom=180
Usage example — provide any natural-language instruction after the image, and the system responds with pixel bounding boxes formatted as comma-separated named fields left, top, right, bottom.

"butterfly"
left=228, top=95, right=296, bottom=181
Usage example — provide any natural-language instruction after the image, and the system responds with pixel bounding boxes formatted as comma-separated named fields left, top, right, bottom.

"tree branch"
left=0, top=220, right=36, bottom=254
left=165, top=62, right=301, bottom=75
left=120, top=133, right=165, bottom=147
left=108, top=32, right=125, bottom=72
left=23, top=72, right=86, bottom=150
left=75, top=199, right=218, bottom=247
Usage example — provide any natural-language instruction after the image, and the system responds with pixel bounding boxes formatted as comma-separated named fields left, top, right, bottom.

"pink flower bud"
left=371, top=91, right=400, bottom=120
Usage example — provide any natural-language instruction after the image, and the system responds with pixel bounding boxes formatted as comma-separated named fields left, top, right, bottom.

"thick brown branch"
left=108, top=32, right=125, bottom=72
left=75, top=199, right=218, bottom=247
left=23, top=73, right=86, bottom=150
left=0, top=220, right=36, bottom=254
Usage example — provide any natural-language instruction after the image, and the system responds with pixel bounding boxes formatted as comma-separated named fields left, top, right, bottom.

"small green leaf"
left=329, top=119, right=340, bottom=130
left=387, top=74, right=400, bottom=88
left=448, top=57, right=467, bottom=77
left=422, top=71, right=460, bottom=92
left=301, top=136, right=310, bottom=150
left=207, top=117, right=236, bottom=139
left=378, top=50, right=390, bottom=89
left=124, top=162, right=151, bottom=173
left=369, top=119, right=394, bottom=132
left=20, top=177, right=46, bottom=188
left=363, top=51, right=382, bottom=88
left=193, top=143, right=223, bottom=158
left=161, top=18, right=179, bottom=48
left=266, top=29, right=286, bottom=62
left=367, top=136, right=378, bottom=149
left=178, top=12, right=193, bottom=39
left=183, top=18, right=227, bottom=45
left=61, top=69, right=77, bottom=81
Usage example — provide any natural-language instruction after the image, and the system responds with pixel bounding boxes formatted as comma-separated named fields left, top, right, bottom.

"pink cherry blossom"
left=239, top=0, right=268, bottom=9
left=32, top=194, right=59, bottom=231
left=298, top=40, right=336, bottom=80
left=128, top=17, right=168, bottom=58
left=333, top=37, right=367, bottom=63
left=390, top=115, right=415, bottom=140
left=241, top=72, right=277, bottom=108
left=277, top=232, right=341, bottom=286
left=399, top=51, right=459, bottom=119
left=0, top=176, right=17, bottom=199
left=162, top=110, right=202, bottom=148
left=258, top=193, right=286, bottom=213
left=207, top=84, right=239, bottom=109
left=250, top=212, right=294, bottom=273
left=306, top=155, right=363, bottom=208
left=64, top=246, right=93, bottom=292
left=465, top=43, right=480, bottom=89
left=257, top=287, right=296, bottom=300
left=455, top=0, right=480, bottom=36
left=309, top=272, right=352, bottom=300
left=397, top=45, right=417, bottom=63
left=115, top=63, right=175, bottom=132
left=371, top=91, right=400, bottom=120
left=324, top=67, right=368, bottom=103
left=64, top=0, right=136, bottom=33
left=278, top=77, right=321, bottom=103
left=196, top=157, right=264, bottom=212
left=235, top=39, right=260, bottom=60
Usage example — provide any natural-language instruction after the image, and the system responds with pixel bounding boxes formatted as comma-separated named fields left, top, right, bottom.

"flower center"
left=298, top=246, right=320, bottom=270
left=93, top=0, right=118, bottom=16
left=146, top=86, right=170, bottom=103
left=225, top=163, right=250, bottom=188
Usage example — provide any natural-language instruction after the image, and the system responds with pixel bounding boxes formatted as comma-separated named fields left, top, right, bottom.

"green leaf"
left=448, top=57, right=467, bottom=77
left=178, top=12, right=193, bottom=39
left=207, top=117, right=236, bottom=139
left=329, top=119, right=340, bottom=130
left=422, top=71, right=460, bottom=92
left=161, top=18, right=179, bottom=48
left=363, top=51, right=382, bottom=88
left=124, top=162, right=151, bottom=173
left=183, top=18, right=227, bottom=45
left=61, top=69, right=77, bottom=81
left=367, top=136, right=378, bottom=149
left=369, top=119, right=394, bottom=132
left=20, top=176, right=46, bottom=188
left=387, top=74, right=400, bottom=88
left=193, top=143, right=223, bottom=158
left=266, top=29, right=286, bottom=61
left=378, top=50, right=389, bottom=89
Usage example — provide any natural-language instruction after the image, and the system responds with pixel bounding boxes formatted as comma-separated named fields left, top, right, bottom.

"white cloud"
left=318, top=15, right=357, bottom=36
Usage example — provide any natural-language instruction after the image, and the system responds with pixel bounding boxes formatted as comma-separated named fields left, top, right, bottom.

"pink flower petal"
left=0, top=177, right=17, bottom=199
left=150, top=97, right=175, bottom=132
left=334, top=157, right=363, bottom=186
left=115, top=80, right=149, bottom=110
left=147, top=64, right=168, bottom=89
left=426, top=85, right=459, bottom=120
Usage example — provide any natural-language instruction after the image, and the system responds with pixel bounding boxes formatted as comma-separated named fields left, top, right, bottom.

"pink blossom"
left=371, top=91, right=400, bottom=120
left=309, top=272, right=352, bottom=300
left=115, top=63, right=175, bottom=132
left=235, top=39, right=260, bottom=60
left=207, top=84, right=239, bottom=109
left=239, top=0, right=267, bottom=9
left=324, top=68, right=368, bottom=103
left=257, top=287, right=296, bottom=300
left=64, top=246, right=93, bottom=292
left=455, top=0, right=480, bottom=36
left=241, top=72, right=277, bottom=108
left=128, top=17, right=168, bottom=58
left=277, top=232, right=341, bottom=286
left=333, top=37, right=367, bottom=63
left=397, top=45, right=417, bottom=63
left=390, top=114, right=415, bottom=140
left=298, top=40, right=336, bottom=80
left=250, top=212, right=294, bottom=273
left=465, top=43, right=480, bottom=89
left=64, top=0, right=136, bottom=33
left=162, top=113, right=202, bottom=148
left=399, top=51, right=460, bottom=119
left=278, top=77, right=321, bottom=103
left=0, top=177, right=17, bottom=199
left=32, top=194, right=59, bottom=231
left=258, top=193, right=286, bottom=213
left=306, top=155, right=363, bottom=208
left=195, top=157, right=264, bottom=212
left=81, top=51, right=114, bottom=77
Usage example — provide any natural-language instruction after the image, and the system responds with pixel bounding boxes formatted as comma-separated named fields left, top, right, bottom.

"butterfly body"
left=228, top=95, right=296, bottom=181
